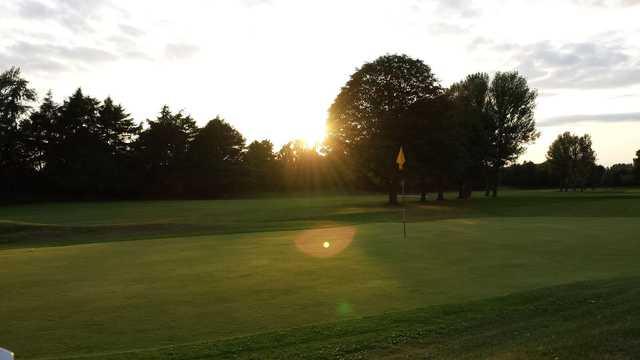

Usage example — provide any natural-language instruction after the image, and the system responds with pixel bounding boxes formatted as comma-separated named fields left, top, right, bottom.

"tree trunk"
left=437, top=175, right=445, bottom=201
left=420, top=175, right=427, bottom=202
left=483, top=167, right=490, bottom=197
left=491, top=166, right=500, bottom=198
left=461, top=178, right=473, bottom=199
left=388, top=175, right=398, bottom=205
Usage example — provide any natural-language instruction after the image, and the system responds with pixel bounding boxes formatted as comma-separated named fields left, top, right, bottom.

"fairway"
left=2, top=190, right=640, bottom=359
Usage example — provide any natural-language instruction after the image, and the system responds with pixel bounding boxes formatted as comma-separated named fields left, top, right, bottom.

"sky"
left=1, top=0, right=639, bottom=166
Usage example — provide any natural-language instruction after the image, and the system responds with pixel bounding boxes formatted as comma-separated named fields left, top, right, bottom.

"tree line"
left=1, top=67, right=350, bottom=199
left=503, top=155, right=640, bottom=190
left=2, top=56, right=638, bottom=202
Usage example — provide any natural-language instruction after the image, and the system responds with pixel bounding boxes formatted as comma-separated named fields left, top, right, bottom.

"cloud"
left=524, top=42, right=640, bottom=89
left=119, top=24, right=144, bottom=37
left=0, top=41, right=118, bottom=73
left=429, top=22, right=468, bottom=35
left=471, top=37, right=640, bottom=89
left=241, top=0, right=272, bottom=6
left=574, top=0, right=640, bottom=6
left=540, top=112, right=640, bottom=127
left=434, top=0, right=481, bottom=17
left=165, top=43, right=200, bottom=60
left=16, top=0, right=114, bottom=32
left=412, top=0, right=481, bottom=17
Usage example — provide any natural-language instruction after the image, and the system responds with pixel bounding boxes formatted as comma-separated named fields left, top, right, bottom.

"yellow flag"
left=396, top=146, right=406, bottom=171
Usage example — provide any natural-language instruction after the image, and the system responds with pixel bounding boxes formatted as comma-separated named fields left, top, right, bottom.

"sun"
left=300, top=125, right=327, bottom=149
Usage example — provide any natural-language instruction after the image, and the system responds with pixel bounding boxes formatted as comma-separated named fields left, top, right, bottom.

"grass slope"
left=1, top=190, right=639, bottom=359
left=57, top=277, right=640, bottom=360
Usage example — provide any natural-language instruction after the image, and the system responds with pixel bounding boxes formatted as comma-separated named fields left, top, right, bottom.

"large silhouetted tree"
left=187, top=116, right=245, bottom=196
left=405, top=94, right=458, bottom=201
left=448, top=73, right=491, bottom=199
left=49, top=88, right=106, bottom=194
left=98, top=97, right=141, bottom=157
left=21, top=92, right=58, bottom=176
left=0, top=67, right=36, bottom=194
left=327, top=54, right=441, bottom=204
left=485, top=71, right=538, bottom=197
left=135, top=105, right=197, bottom=195
left=95, top=97, right=141, bottom=195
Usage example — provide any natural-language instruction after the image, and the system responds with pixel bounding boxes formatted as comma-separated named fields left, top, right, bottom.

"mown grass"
left=59, top=277, right=640, bottom=360
left=1, top=189, right=639, bottom=359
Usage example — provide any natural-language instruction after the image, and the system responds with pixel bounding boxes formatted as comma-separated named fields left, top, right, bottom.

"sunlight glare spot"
left=300, top=124, right=327, bottom=149
left=294, top=226, right=356, bottom=258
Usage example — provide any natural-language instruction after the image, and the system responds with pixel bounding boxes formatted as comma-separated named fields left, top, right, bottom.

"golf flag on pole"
left=396, top=146, right=406, bottom=171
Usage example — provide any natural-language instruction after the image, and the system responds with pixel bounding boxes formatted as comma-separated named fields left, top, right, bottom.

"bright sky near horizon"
left=1, top=0, right=639, bottom=165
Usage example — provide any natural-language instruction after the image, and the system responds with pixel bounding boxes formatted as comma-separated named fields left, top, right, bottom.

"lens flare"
left=294, top=226, right=356, bottom=258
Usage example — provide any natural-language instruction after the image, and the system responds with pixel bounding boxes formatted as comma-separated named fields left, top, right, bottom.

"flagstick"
left=402, top=178, right=406, bottom=239
left=396, top=146, right=407, bottom=239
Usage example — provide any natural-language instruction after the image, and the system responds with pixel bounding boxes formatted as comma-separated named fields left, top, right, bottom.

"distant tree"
left=547, top=132, right=575, bottom=192
left=634, top=149, right=640, bottom=184
left=605, top=163, right=635, bottom=187
left=589, top=165, right=606, bottom=189
left=327, top=54, right=442, bottom=204
left=0, top=67, right=37, bottom=194
left=187, top=116, right=245, bottom=196
left=448, top=73, right=491, bottom=199
left=276, top=140, right=325, bottom=191
left=135, top=105, right=197, bottom=195
left=244, top=140, right=276, bottom=192
left=485, top=71, right=538, bottom=197
left=575, top=134, right=596, bottom=191
left=547, top=132, right=596, bottom=191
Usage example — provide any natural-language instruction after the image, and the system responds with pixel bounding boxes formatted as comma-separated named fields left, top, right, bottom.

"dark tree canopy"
left=327, top=54, right=442, bottom=203
left=547, top=132, right=596, bottom=192
left=187, top=116, right=246, bottom=196
left=244, top=140, right=277, bottom=192
left=135, top=105, right=197, bottom=195
left=448, top=73, right=491, bottom=199
left=485, top=71, right=539, bottom=196
left=21, top=91, right=59, bottom=172
left=0, top=67, right=36, bottom=130
left=0, top=67, right=37, bottom=194
left=405, top=94, right=458, bottom=201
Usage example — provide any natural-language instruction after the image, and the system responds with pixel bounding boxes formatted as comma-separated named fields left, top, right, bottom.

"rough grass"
left=1, top=189, right=639, bottom=359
